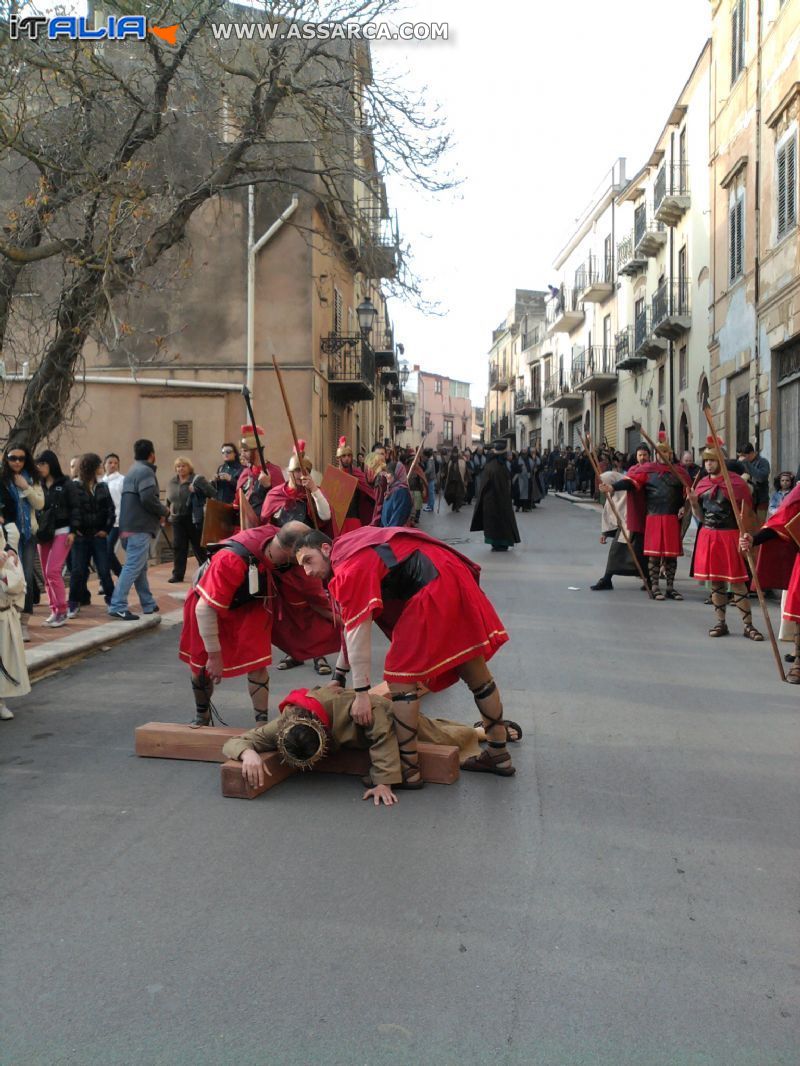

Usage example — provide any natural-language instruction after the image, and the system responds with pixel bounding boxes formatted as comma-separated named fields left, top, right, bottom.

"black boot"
left=590, top=577, right=613, bottom=591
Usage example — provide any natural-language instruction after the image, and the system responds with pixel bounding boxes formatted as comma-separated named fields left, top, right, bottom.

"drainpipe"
left=247, top=189, right=299, bottom=394
left=668, top=132, right=676, bottom=445
left=2, top=372, right=243, bottom=391
left=753, top=0, right=763, bottom=450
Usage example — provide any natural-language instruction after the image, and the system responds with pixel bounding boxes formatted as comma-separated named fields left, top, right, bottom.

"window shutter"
left=729, top=201, right=737, bottom=281
left=173, top=420, right=193, bottom=450
left=730, top=4, right=738, bottom=83
left=777, top=143, right=788, bottom=237
left=736, top=196, right=744, bottom=277
left=789, top=137, right=797, bottom=230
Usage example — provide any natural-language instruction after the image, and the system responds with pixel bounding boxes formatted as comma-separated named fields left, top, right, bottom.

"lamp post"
left=356, top=297, right=378, bottom=339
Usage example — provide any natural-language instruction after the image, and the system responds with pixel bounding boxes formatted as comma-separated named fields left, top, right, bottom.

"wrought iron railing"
left=515, top=387, right=541, bottom=409
left=617, top=232, right=634, bottom=271
left=615, top=327, right=636, bottom=365
left=655, top=163, right=689, bottom=211
left=499, top=414, right=510, bottom=434
left=634, top=307, right=652, bottom=352
left=326, top=340, right=375, bottom=384
left=582, top=345, right=617, bottom=376
left=652, top=279, right=690, bottom=328
left=634, top=202, right=665, bottom=249
left=545, top=287, right=582, bottom=326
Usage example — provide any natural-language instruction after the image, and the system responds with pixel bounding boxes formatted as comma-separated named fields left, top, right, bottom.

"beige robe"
left=0, top=555, right=31, bottom=699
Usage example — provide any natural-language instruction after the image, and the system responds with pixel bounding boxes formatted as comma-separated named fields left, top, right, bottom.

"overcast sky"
left=373, top=0, right=711, bottom=402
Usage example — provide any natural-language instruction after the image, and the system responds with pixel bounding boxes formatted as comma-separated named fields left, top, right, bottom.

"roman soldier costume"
left=321, top=525, right=519, bottom=784
left=234, top=424, right=284, bottom=518
left=748, top=483, right=800, bottom=681
left=334, top=436, right=376, bottom=533
left=613, top=433, right=690, bottom=599
left=261, top=441, right=338, bottom=675
left=179, top=526, right=281, bottom=725
left=692, top=437, right=763, bottom=641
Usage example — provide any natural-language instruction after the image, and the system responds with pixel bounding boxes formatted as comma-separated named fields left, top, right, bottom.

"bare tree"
left=0, top=0, right=453, bottom=447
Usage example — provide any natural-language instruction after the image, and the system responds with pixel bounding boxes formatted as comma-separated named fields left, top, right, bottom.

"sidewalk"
left=26, top=562, right=193, bottom=681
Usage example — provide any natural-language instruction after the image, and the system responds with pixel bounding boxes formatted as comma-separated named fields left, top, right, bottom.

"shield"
left=320, top=465, right=358, bottom=535
left=201, top=498, right=236, bottom=546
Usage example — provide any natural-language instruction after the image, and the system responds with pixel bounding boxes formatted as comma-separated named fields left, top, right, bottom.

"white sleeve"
left=344, top=620, right=372, bottom=688
left=312, top=489, right=331, bottom=522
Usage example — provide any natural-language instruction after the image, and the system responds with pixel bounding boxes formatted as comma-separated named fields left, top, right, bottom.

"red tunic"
left=336, top=464, right=377, bottom=532
left=271, top=565, right=340, bottom=660
left=626, top=462, right=690, bottom=558
left=329, top=526, right=509, bottom=692
left=757, top=485, right=800, bottom=622
left=693, top=474, right=752, bottom=583
left=179, top=527, right=278, bottom=677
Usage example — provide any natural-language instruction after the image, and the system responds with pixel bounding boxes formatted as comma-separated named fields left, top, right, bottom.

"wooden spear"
left=701, top=405, right=785, bottom=682
left=634, top=422, right=690, bottom=486
left=271, top=354, right=318, bottom=530
left=580, top=431, right=654, bottom=598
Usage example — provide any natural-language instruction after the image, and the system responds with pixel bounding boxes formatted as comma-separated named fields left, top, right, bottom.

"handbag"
left=35, top=507, right=57, bottom=544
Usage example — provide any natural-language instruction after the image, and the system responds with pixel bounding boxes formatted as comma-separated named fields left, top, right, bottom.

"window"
left=434, top=378, right=442, bottom=394
left=729, top=187, right=744, bottom=282
left=679, top=127, right=688, bottom=192
left=604, top=234, right=613, bottom=280
left=731, top=0, right=746, bottom=84
left=678, top=244, right=688, bottom=311
left=173, top=420, right=193, bottom=450
left=658, top=365, right=665, bottom=406
left=679, top=345, right=688, bottom=390
left=443, top=419, right=453, bottom=443
left=333, top=288, right=343, bottom=334
left=776, top=132, right=797, bottom=240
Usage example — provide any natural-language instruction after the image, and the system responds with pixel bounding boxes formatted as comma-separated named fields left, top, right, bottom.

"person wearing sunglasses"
left=0, top=444, right=45, bottom=641
left=212, top=443, right=244, bottom=505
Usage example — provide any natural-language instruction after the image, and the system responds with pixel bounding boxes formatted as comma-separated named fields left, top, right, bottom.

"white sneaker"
left=44, top=612, right=57, bottom=625
left=0, top=704, right=14, bottom=720
left=67, top=606, right=80, bottom=619
left=50, top=613, right=68, bottom=628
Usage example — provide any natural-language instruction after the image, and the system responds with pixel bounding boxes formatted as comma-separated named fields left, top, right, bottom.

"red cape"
left=694, top=472, right=752, bottom=507
left=330, top=524, right=481, bottom=581
left=261, top=481, right=332, bottom=535
left=756, top=484, right=800, bottom=590
left=626, top=461, right=692, bottom=490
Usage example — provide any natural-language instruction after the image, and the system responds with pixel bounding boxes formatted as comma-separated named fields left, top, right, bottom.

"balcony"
left=654, top=163, right=690, bottom=225
left=633, top=202, right=667, bottom=258
left=615, top=326, right=647, bottom=370
left=652, top=279, right=691, bottom=338
left=515, top=387, right=542, bottom=414
left=575, top=346, right=618, bottom=390
left=617, top=231, right=648, bottom=277
left=499, top=414, right=513, bottom=437
left=380, top=363, right=399, bottom=385
left=490, top=363, right=510, bottom=391
left=323, top=335, right=375, bottom=402
left=576, top=254, right=614, bottom=303
left=633, top=307, right=667, bottom=360
left=546, top=370, right=583, bottom=409
left=546, top=287, right=585, bottom=334
left=356, top=200, right=400, bottom=278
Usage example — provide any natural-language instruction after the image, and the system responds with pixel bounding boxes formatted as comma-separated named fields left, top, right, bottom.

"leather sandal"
left=652, top=589, right=665, bottom=601
left=462, top=748, right=516, bottom=777
left=473, top=719, right=523, bottom=743
left=665, top=588, right=683, bottom=601
left=708, top=621, right=729, bottom=637
left=277, top=655, right=303, bottom=670
left=743, top=624, right=764, bottom=641
left=787, top=663, right=800, bottom=684
left=313, top=657, right=332, bottom=675
left=189, top=714, right=211, bottom=729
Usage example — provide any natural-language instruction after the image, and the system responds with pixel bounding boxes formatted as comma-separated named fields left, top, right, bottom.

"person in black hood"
left=68, top=452, right=116, bottom=617
left=470, top=440, right=521, bottom=551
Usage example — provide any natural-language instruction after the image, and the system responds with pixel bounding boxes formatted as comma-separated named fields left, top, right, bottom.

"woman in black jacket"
left=212, top=443, right=244, bottom=505
left=35, top=450, right=80, bottom=627
left=68, top=452, right=116, bottom=617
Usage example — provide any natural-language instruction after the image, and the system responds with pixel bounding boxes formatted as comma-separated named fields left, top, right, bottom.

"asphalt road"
left=2, top=498, right=798, bottom=1066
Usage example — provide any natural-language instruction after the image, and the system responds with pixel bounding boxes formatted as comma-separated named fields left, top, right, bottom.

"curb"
left=27, top=614, right=164, bottom=682
left=554, top=492, right=602, bottom=508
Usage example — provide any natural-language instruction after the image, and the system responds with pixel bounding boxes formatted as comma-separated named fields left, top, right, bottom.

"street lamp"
left=356, top=297, right=378, bottom=339
left=399, top=359, right=410, bottom=388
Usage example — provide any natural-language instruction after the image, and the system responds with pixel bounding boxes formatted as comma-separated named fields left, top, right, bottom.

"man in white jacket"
left=102, top=453, right=125, bottom=577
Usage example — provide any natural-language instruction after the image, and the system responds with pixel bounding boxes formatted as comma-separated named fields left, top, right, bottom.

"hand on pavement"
left=362, top=783, right=397, bottom=807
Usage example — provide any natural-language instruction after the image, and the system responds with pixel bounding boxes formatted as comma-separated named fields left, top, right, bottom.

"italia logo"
left=8, top=14, right=179, bottom=45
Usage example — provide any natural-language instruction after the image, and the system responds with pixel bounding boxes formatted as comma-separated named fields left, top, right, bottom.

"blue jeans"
left=108, top=532, right=157, bottom=614
left=425, top=479, right=437, bottom=510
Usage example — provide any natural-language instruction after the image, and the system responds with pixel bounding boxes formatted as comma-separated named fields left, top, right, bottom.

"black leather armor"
left=700, top=486, right=737, bottom=530
left=645, top=471, right=684, bottom=516
left=374, top=543, right=439, bottom=601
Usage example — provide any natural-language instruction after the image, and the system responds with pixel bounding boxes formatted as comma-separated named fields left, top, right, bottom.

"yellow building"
left=708, top=0, right=800, bottom=467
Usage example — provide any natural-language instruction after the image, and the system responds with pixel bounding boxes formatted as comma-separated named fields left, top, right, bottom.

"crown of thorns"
left=275, top=712, right=329, bottom=770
